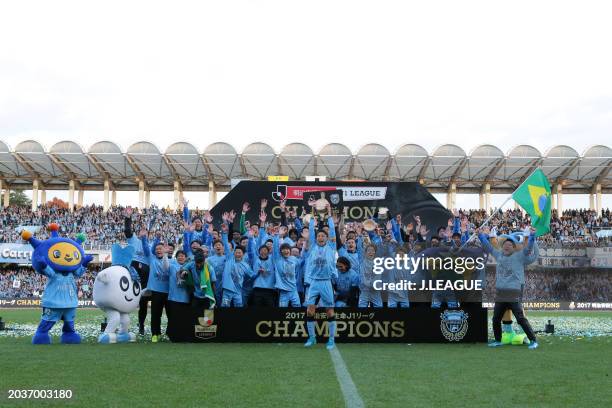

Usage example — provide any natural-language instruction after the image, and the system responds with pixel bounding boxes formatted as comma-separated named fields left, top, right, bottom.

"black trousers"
left=150, top=290, right=168, bottom=336
left=191, top=296, right=210, bottom=312
left=493, top=296, right=536, bottom=342
left=132, top=261, right=151, bottom=329
left=166, top=300, right=191, bottom=342
left=251, top=288, right=276, bottom=307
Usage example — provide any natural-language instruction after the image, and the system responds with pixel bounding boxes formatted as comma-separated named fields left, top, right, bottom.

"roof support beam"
left=85, top=153, right=111, bottom=180
left=483, top=157, right=506, bottom=182
left=11, top=153, right=41, bottom=180
left=555, top=157, right=581, bottom=184
left=124, top=154, right=146, bottom=182
left=48, top=153, right=77, bottom=180
left=417, top=156, right=432, bottom=182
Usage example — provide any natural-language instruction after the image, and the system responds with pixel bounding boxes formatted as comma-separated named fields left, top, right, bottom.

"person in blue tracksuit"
left=479, top=227, right=540, bottom=349
left=123, top=207, right=151, bottom=335
left=207, top=240, right=226, bottom=304
left=248, top=234, right=276, bottom=306
left=272, top=233, right=301, bottom=307
left=220, top=224, right=254, bottom=307
left=167, top=249, right=190, bottom=342
left=141, top=231, right=170, bottom=343
left=332, top=257, right=359, bottom=307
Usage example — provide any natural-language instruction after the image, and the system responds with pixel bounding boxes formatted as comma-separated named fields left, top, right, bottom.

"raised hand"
left=242, top=202, right=251, bottom=213
left=385, top=220, right=392, bottom=231
left=139, top=229, right=147, bottom=238
left=204, top=211, right=213, bottom=223
left=419, top=225, right=429, bottom=236
left=221, top=223, right=229, bottom=234
left=125, top=207, right=133, bottom=217
left=260, top=198, right=268, bottom=209
left=259, top=210, right=267, bottom=224
left=228, top=210, right=236, bottom=222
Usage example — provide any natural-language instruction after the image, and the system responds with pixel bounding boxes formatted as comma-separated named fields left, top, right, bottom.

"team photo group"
left=22, top=176, right=546, bottom=350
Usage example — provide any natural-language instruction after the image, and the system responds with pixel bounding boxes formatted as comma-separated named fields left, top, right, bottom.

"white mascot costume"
left=93, top=244, right=142, bottom=343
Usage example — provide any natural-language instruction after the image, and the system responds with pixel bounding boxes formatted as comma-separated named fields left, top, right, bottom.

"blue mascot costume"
left=21, top=223, right=93, bottom=345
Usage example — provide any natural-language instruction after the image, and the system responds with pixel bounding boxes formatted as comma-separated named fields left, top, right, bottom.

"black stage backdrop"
left=210, top=181, right=451, bottom=237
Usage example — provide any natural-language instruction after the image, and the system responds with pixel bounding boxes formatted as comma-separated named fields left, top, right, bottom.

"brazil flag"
left=512, top=168, right=552, bottom=236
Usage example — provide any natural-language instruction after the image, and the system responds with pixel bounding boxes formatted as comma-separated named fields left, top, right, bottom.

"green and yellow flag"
left=512, top=168, right=552, bottom=236
left=200, top=262, right=216, bottom=308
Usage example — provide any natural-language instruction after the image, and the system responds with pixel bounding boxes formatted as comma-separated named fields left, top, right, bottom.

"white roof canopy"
left=0, top=140, right=609, bottom=193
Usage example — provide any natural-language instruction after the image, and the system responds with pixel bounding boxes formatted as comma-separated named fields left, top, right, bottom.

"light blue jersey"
left=272, top=235, right=300, bottom=292
left=142, top=236, right=170, bottom=293
left=220, top=232, right=254, bottom=294
left=40, top=265, right=84, bottom=309
left=332, top=269, right=359, bottom=299
left=128, top=234, right=148, bottom=265
left=168, top=262, right=190, bottom=303
left=180, top=260, right=217, bottom=299
left=207, top=253, right=226, bottom=299
left=305, top=217, right=337, bottom=281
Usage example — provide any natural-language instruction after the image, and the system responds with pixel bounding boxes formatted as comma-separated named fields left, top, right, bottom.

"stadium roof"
left=0, top=140, right=610, bottom=193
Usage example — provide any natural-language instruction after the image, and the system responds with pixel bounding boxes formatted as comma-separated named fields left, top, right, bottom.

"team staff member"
left=478, top=226, right=539, bottom=349
left=124, top=207, right=150, bottom=336
left=141, top=230, right=171, bottom=343
left=167, top=250, right=190, bottom=342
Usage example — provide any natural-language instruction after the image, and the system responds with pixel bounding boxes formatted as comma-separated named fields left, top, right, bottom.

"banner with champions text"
left=171, top=304, right=488, bottom=343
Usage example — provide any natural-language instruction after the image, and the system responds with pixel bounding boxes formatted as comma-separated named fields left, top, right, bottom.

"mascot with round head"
left=21, top=223, right=93, bottom=345
left=93, top=244, right=142, bottom=343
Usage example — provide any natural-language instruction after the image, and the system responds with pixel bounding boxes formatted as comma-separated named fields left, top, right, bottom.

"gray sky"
left=1, top=1, right=611, bottom=208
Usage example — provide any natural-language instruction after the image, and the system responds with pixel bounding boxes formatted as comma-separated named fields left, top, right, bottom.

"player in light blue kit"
left=220, top=223, right=254, bottom=307
left=303, top=204, right=338, bottom=350
left=272, top=229, right=301, bottom=307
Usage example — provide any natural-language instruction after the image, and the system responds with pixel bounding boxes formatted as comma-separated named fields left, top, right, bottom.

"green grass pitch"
left=0, top=309, right=610, bottom=407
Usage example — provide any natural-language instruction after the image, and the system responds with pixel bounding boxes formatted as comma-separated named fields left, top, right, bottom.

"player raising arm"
left=303, top=204, right=338, bottom=350
left=478, top=226, right=540, bottom=349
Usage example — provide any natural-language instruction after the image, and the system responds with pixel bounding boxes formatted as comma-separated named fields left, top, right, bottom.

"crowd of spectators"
left=0, top=204, right=610, bottom=304
left=0, top=266, right=97, bottom=300
left=1, top=205, right=610, bottom=248
left=482, top=269, right=611, bottom=302
left=2, top=264, right=609, bottom=302
left=0, top=205, right=207, bottom=248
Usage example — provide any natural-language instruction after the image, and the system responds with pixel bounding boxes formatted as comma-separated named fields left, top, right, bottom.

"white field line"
left=328, top=346, right=365, bottom=408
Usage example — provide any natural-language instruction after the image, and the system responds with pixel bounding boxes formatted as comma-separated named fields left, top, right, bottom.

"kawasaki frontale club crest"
left=440, top=310, right=469, bottom=341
